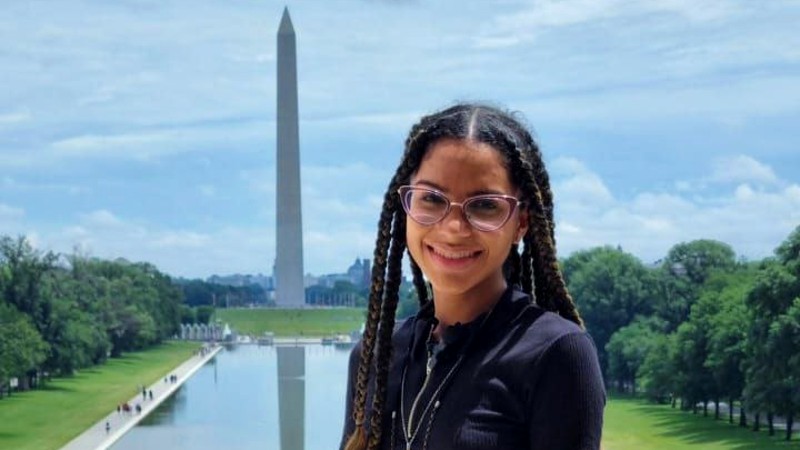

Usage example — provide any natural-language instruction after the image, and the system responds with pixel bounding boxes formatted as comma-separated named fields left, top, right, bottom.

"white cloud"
left=81, top=209, right=124, bottom=227
left=552, top=156, right=800, bottom=263
left=551, top=157, right=614, bottom=206
left=710, top=155, right=780, bottom=185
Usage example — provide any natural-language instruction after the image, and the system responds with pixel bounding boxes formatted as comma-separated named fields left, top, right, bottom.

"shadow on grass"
left=40, top=384, right=76, bottom=393
left=629, top=400, right=799, bottom=450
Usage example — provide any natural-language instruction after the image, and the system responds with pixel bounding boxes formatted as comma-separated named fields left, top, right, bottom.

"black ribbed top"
left=341, top=288, right=606, bottom=449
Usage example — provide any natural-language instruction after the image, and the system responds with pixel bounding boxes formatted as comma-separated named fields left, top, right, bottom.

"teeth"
left=431, top=246, right=476, bottom=259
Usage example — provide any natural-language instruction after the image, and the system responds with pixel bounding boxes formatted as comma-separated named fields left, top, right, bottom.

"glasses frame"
left=397, top=185, right=522, bottom=232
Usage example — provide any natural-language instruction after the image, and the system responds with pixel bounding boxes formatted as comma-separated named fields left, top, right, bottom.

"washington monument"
left=275, top=7, right=304, bottom=307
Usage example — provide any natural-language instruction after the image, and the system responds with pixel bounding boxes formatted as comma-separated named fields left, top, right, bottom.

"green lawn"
left=604, top=396, right=800, bottom=450
left=0, top=341, right=199, bottom=450
left=215, top=307, right=365, bottom=337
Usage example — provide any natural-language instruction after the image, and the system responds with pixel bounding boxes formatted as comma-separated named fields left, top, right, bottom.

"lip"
left=425, top=243, right=483, bottom=270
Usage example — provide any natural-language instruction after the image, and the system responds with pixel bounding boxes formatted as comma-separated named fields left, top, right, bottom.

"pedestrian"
left=149, top=390, right=153, bottom=400
left=116, top=404, right=121, bottom=414
left=105, top=421, right=110, bottom=433
left=340, top=103, right=605, bottom=450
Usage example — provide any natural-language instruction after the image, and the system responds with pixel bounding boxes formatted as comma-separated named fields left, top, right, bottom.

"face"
left=405, top=138, right=528, bottom=300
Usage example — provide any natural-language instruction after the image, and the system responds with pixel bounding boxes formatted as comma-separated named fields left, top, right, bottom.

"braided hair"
left=344, top=102, right=583, bottom=450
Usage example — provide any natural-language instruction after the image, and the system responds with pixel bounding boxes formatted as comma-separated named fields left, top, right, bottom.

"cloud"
left=479, top=0, right=742, bottom=48
left=552, top=155, right=800, bottom=263
left=551, top=157, right=614, bottom=206
left=710, top=155, right=780, bottom=185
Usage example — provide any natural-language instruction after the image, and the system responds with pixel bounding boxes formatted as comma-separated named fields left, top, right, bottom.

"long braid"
left=367, top=212, right=406, bottom=449
left=345, top=188, right=395, bottom=450
left=502, top=134, right=583, bottom=327
left=345, top=137, right=426, bottom=450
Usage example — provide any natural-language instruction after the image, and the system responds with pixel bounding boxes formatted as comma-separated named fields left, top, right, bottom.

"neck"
left=431, top=279, right=507, bottom=334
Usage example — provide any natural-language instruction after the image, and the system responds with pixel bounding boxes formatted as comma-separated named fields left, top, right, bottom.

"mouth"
left=426, top=244, right=482, bottom=268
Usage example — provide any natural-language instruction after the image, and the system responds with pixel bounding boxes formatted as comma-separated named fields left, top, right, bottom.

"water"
left=110, top=344, right=352, bottom=450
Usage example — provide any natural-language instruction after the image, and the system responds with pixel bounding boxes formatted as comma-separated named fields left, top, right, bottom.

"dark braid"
left=346, top=102, right=585, bottom=450
left=495, top=128, right=583, bottom=326
left=345, top=188, right=395, bottom=450
left=345, top=132, right=427, bottom=450
left=367, top=212, right=406, bottom=449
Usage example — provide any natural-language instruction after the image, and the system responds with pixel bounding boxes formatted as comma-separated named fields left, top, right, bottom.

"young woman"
left=341, top=103, right=605, bottom=450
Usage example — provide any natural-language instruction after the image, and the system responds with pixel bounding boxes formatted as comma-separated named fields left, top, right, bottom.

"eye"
left=420, top=191, right=446, bottom=205
left=470, top=198, right=500, bottom=211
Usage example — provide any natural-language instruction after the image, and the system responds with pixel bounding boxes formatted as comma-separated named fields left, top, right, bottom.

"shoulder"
left=506, top=303, right=598, bottom=369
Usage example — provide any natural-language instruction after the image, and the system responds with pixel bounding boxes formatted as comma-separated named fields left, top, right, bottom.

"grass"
left=214, top=307, right=365, bottom=337
left=0, top=341, right=199, bottom=450
left=604, top=396, right=800, bottom=450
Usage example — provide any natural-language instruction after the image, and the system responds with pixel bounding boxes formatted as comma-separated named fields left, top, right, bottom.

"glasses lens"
left=464, top=197, right=513, bottom=231
left=402, top=187, right=448, bottom=224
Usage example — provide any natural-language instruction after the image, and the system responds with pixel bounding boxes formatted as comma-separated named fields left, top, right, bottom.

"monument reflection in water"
left=110, top=344, right=351, bottom=450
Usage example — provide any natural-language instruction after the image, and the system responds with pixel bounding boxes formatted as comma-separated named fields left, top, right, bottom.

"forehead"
left=411, top=138, right=514, bottom=194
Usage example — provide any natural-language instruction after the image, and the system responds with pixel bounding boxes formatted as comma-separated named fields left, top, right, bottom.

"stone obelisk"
left=275, top=7, right=304, bottom=307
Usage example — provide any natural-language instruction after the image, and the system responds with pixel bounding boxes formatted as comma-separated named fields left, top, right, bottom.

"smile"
left=427, top=245, right=482, bottom=267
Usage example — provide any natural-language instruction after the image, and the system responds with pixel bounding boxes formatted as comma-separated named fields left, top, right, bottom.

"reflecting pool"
left=111, top=343, right=352, bottom=450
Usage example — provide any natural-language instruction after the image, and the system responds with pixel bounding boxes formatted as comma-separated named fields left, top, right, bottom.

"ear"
left=515, top=209, right=529, bottom=244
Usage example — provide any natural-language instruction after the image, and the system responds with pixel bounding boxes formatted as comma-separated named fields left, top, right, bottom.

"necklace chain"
left=399, top=305, right=498, bottom=449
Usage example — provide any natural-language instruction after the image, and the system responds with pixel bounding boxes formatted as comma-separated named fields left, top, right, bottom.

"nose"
left=441, top=203, right=471, bottom=234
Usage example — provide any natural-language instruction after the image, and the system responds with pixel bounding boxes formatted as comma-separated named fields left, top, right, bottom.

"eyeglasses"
left=397, top=185, right=521, bottom=232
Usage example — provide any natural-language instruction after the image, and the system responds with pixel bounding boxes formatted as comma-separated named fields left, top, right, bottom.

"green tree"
left=704, top=268, right=756, bottom=423
left=744, top=225, right=800, bottom=440
left=656, top=240, right=737, bottom=332
left=606, top=316, right=666, bottom=394
left=196, top=305, right=215, bottom=324
left=563, top=246, right=658, bottom=376
left=638, top=332, right=677, bottom=404
left=0, top=304, right=49, bottom=396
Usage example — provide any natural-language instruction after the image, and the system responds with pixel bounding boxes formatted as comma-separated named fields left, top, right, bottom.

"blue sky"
left=1, top=0, right=798, bottom=279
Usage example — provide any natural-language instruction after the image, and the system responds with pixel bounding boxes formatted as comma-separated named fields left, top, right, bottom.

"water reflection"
left=278, top=346, right=304, bottom=450
left=110, top=344, right=352, bottom=450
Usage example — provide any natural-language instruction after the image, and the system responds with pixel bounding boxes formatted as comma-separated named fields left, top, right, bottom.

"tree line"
left=0, top=235, right=188, bottom=398
left=564, top=225, right=800, bottom=441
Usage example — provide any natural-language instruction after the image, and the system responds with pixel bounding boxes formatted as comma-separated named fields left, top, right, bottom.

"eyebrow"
left=412, top=179, right=507, bottom=197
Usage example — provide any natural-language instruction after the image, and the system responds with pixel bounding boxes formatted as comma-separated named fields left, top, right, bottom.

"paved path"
left=59, top=344, right=223, bottom=450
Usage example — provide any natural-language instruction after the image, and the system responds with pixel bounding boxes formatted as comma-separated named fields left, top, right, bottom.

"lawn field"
left=604, top=396, right=800, bottom=450
left=0, top=341, right=200, bottom=450
left=215, top=307, right=365, bottom=337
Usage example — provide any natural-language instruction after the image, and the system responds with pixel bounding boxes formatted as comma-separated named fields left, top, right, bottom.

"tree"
left=638, top=333, right=677, bottom=404
left=606, top=316, right=666, bottom=394
left=744, top=225, right=800, bottom=440
left=656, top=240, right=737, bottom=331
left=0, top=236, right=58, bottom=336
left=562, top=247, right=658, bottom=376
left=0, top=304, right=49, bottom=396
left=704, top=268, right=756, bottom=423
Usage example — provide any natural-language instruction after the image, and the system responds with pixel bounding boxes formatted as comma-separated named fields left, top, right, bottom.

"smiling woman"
left=341, top=103, right=605, bottom=450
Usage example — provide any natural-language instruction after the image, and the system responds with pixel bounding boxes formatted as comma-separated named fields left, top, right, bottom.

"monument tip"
left=278, top=7, right=294, bottom=35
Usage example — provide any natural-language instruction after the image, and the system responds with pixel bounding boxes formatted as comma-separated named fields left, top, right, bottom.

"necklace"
left=399, top=305, right=498, bottom=449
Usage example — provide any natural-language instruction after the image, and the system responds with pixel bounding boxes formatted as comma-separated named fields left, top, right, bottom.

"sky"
left=1, top=0, right=799, bottom=279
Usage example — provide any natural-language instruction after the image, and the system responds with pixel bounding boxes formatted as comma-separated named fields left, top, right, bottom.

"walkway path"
left=59, top=344, right=223, bottom=450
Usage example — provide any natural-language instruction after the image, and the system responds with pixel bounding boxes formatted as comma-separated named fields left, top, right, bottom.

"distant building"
left=346, top=258, right=371, bottom=289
